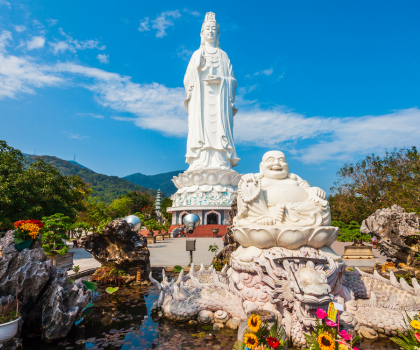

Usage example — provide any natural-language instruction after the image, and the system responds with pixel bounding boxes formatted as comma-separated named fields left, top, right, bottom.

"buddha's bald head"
left=260, top=151, right=289, bottom=179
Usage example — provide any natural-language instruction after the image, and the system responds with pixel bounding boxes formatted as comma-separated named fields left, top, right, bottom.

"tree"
left=78, top=197, right=111, bottom=233
left=70, top=222, right=90, bottom=239
left=0, top=140, right=89, bottom=229
left=41, top=213, right=72, bottom=256
left=108, top=197, right=133, bottom=219
left=124, top=191, right=154, bottom=214
left=332, top=221, right=371, bottom=243
left=144, top=219, right=159, bottom=236
left=329, top=147, right=420, bottom=224
left=161, top=197, right=173, bottom=222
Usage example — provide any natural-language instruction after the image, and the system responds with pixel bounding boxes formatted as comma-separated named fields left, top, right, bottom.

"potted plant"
left=41, top=213, right=74, bottom=270
left=0, top=297, right=21, bottom=343
left=12, top=220, right=44, bottom=251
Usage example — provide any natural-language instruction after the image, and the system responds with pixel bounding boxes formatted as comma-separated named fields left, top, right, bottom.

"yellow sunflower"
left=248, top=314, right=262, bottom=333
left=317, top=332, right=335, bottom=350
left=244, top=333, right=259, bottom=349
left=411, top=320, right=420, bottom=330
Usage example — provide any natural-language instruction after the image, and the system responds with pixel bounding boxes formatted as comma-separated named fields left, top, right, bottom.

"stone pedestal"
left=343, top=244, right=374, bottom=259
left=50, top=252, right=74, bottom=271
left=156, top=235, right=164, bottom=241
left=147, top=236, right=156, bottom=244
left=164, top=233, right=170, bottom=239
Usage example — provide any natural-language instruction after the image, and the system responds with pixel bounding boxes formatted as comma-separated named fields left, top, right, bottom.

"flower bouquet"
left=13, top=219, right=44, bottom=250
left=234, top=313, right=286, bottom=350
left=390, top=312, right=420, bottom=350
left=304, top=308, right=359, bottom=350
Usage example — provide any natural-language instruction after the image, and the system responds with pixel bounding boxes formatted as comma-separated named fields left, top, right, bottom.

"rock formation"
left=0, top=231, right=90, bottom=348
left=78, top=218, right=150, bottom=278
left=361, top=205, right=420, bottom=266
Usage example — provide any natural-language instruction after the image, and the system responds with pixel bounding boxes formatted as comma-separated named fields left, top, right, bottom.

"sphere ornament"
left=123, top=215, right=141, bottom=232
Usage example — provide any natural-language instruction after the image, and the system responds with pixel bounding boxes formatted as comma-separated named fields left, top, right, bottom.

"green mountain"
left=23, top=155, right=156, bottom=203
left=123, top=170, right=183, bottom=196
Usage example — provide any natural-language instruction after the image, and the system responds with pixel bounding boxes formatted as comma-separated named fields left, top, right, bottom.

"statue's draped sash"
left=184, top=49, right=239, bottom=167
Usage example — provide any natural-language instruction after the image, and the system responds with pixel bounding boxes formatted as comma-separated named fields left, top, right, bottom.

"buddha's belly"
left=263, top=184, right=308, bottom=205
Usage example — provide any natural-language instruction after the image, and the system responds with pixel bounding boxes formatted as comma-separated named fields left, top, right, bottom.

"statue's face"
left=202, top=21, right=218, bottom=43
left=260, top=151, right=289, bottom=179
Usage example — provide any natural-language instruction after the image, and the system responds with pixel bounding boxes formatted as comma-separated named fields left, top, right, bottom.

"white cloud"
left=138, top=11, right=181, bottom=38
left=0, top=31, right=12, bottom=52
left=50, top=28, right=106, bottom=54
left=15, top=25, right=26, bottom=32
left=97, top=53, right=109, bottom=64
left=65, top=132, right=89, bottom=140
left=234, top=105, right=420, bottom=164
left=138, top=18, right=150, bottom=32
left=176, top=45, right=193, bottom=61
left=246, top=68, right=274, bottom=78
left=48, top=19, right=58, bottom=26
left=0, top=31, right=63, bottom=99
left=76, top=112, right=104, bottom=119
left=26, top=36, right=45, bottom=50
left=0, top=0, right=10, bottom=8
left=183, top=9, right=200, bottom=16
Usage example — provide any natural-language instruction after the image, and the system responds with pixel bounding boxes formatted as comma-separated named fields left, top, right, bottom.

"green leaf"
left=83, top=280, right=97, bottom=291
left=105, top=287, right=119, bottom=294
left=85, top=303, right=94, bottom=308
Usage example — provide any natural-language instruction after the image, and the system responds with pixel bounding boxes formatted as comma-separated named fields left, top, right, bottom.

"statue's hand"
left=256, top=217, right=275, bottom=225
left=205, top=75, right=222, bottom=84
left=196, top=54, right=205, bottom=69
left=241, top=173, right=257, bottom=185
left=310, top=187, right=326, bottom=199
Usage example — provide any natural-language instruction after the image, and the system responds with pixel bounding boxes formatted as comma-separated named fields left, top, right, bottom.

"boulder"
left=226, top=317, right=242, bottom=330
left=0, top=232, right=90, bottom=347
left=361, top=205, right=420, bottom=266
left=78, top=219, right=150, bottom=277
left=197, top=310, right=214, bottom=324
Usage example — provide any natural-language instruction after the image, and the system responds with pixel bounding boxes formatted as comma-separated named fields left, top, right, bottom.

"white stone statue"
left=236, top=151, right=331, bottom=227
left=184, top=12, right=240, bottom=171
left=232, top=151, right=338, bottom=261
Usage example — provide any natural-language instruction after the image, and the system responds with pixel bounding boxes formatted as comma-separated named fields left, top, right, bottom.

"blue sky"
left=0, top=0, right=419, bottom=193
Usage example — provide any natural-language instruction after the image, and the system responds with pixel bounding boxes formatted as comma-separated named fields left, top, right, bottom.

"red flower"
left=264, top=336, right=280, bottom=349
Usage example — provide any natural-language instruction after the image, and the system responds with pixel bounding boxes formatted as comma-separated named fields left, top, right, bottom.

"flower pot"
left=0, top=317, right=20, bottom=343
left=49, top=252, right=75, bottom=271
left=15, top=240, right=32, bottom=251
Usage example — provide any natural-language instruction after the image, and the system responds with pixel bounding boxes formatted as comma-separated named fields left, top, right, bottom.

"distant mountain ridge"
left=23, top=154, right=156, bottom=204
left=123, top=170, right=183, bottom=196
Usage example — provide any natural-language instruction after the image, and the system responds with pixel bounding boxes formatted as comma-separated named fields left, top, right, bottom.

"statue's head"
left=200, top=12, right=220, bottom=47
left=260, top=151, right=289, bottom=180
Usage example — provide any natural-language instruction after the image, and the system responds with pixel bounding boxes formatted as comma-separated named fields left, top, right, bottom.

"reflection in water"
left=22, top=274, right=237, bottom=350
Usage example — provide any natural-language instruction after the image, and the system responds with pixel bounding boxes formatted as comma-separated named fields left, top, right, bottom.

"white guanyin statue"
left=232, top=151, right=339, bottom=264
left=184, top=12, right=240, bottom=171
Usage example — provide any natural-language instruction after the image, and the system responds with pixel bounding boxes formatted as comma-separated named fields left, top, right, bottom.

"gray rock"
left=213, top=322, right=224, bottom=330
left=197, top=310, right=214, bottom=324
left=0, top=232, right=90, bottom=343
left=78, top=219, right=150, bottom=278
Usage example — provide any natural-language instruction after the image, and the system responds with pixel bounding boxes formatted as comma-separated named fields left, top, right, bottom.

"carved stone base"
left=156, top=235, right=164, bottom=241
left=233, top=225, right=338, bottom=250
left=343, top=244, right=374, bottom=259
left=147, top=236, right=156, bottom=244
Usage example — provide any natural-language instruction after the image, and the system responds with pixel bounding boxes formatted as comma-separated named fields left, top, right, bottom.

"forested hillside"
left=24, top=155, right=156, bottom=203
left=123, top=170, right=183, bottom=195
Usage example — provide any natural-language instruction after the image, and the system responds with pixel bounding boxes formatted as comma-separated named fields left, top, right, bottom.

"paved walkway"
left=71, top=239, right=388, bottom=274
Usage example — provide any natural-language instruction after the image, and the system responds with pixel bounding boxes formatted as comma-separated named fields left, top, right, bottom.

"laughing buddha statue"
left=232, top=151, right=339, bottom=264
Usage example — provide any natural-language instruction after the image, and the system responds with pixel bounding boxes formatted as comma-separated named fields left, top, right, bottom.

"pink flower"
left=415, top=333, right=420, bottom=342
left=353, top=348, right=359, bottom=350
left=316, top=308, right=328, bottom=320
left=326, top=319, right=338, bottom=327
left=339, top=330, right=352, bottom=341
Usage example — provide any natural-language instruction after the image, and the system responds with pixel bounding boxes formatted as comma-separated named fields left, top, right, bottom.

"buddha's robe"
left=237, top=174, right=331, bottom=227
left=184, top=48, right=240, bottom=170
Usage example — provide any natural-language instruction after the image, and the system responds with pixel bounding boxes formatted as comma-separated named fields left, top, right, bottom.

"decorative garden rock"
left=78, top=218, right=150, bottom=277
left=361, top=205, right=420, bottom=266
left=0, top=232, right=90, bottom=346
left=216, top=197, right=240, bottom=264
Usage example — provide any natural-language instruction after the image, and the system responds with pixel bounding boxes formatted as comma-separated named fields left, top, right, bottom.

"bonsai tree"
left=144, top=219, right=159, bottom=237
left=0, top=297, right=20, bottom=325
left=333, top=220, right=371, bottom=245
left=163, top=220, right=171, bottom=234
left=70, top=222, right=90, bottom=239
left=41, top=213, right=72, bottom=256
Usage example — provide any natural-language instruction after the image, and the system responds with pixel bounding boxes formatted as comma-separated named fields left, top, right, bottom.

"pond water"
left=22, top=273, right=237, bottom=350
left=21, top=273, right=400, bottom=350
